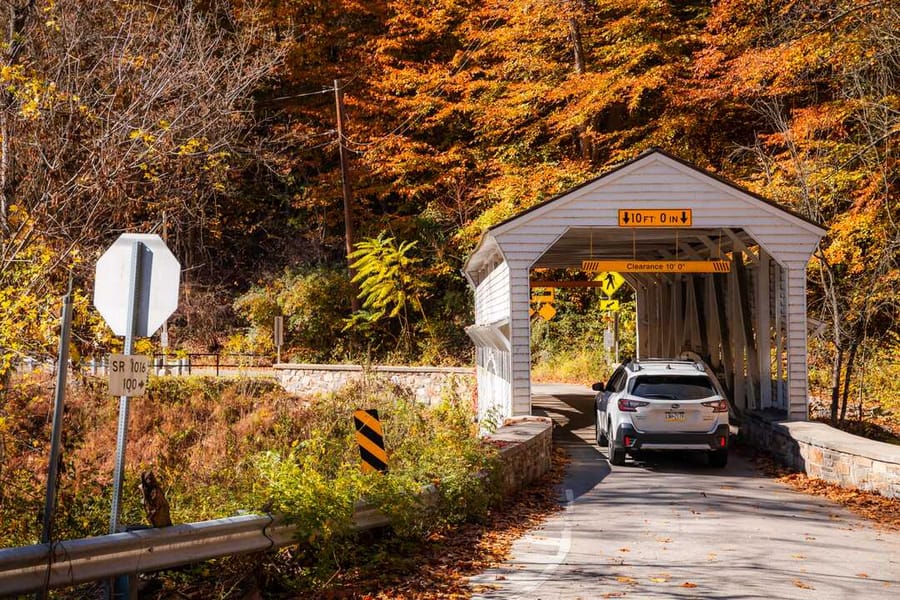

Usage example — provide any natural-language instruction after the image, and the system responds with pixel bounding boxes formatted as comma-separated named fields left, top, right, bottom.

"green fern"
left=345, top=233, right=429, bottom=350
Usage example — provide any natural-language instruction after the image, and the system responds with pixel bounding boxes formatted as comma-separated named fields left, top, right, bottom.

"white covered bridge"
left=464, top=149, right=826, bottom=425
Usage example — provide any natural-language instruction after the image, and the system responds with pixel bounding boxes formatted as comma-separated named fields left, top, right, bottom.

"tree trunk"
left=839, top=340, right=858, bottom=425
left=0, top=108, right=9, bottom=237
left=567, top=15, right=591, bottom=160
left=829, top=345, right=843, bottom=426
left=0, top=1, right=35, bottom=237
left=568, top=17, right=585, bottom=74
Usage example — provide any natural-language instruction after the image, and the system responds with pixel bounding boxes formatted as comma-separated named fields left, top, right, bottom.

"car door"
left=598, top=368, right=626, bottom=435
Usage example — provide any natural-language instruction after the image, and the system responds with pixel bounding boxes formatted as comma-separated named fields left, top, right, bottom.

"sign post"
left=109, top=240, right=145, bottom=538
left=40, top=282, right=73, bottom=548
left=94, top=234, right=179, bottom=599
left=274, top=316, right=284, bottom=364
left=94, top=234, right=180, bottom=537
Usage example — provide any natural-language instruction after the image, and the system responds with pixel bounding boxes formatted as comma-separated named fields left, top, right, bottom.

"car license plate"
left=666, top=411, right=685, bottom=423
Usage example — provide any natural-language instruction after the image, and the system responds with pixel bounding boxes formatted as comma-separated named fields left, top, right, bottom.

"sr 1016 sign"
left=108, top=354, right=150, bottom=396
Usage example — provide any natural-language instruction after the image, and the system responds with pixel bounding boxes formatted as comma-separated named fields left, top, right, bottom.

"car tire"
left=709, top=449, right=728, bottom=468
left=596, top=412, right=608, bottom=446
left=607, top=422, right=626, bottom=466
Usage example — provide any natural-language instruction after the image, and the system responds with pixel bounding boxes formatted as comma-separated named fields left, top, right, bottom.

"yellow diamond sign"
left=538, top=303, right=556, bottom=321
left=595, top=271, right=625, bottom=297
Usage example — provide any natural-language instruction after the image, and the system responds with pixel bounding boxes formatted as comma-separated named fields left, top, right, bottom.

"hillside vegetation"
left=0, top=375, right=497, bottom=554
left=0, top=2, right=897, bottom=419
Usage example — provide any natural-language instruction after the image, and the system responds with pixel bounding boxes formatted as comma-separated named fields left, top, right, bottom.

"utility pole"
left=334, top=78, right=360, bottom=311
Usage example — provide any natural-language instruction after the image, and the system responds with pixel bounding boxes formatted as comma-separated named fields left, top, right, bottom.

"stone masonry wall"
left=742, top=410, right=900, bottom=498
left=274, top=363, right=475, bottom=407
left=487, top=416, right=554, bottom=496
left=275, top=364, right=553, bottom=495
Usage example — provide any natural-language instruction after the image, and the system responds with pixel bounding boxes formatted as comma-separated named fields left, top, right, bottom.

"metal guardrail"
left=0, top=501, right=398, bottom=596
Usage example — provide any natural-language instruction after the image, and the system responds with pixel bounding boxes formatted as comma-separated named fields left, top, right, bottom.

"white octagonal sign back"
left=94, top=233, right=180, bottom=337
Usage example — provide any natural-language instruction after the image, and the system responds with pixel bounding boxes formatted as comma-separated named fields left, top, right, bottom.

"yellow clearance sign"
left=583, top=260, right=731, bottom=273
left=618, top=209, right=692, bottom=227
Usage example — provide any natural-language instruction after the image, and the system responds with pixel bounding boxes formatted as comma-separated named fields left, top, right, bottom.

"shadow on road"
left=532, top=390, right=610, bottom=501
left=530, top=385, right=776, bottom=499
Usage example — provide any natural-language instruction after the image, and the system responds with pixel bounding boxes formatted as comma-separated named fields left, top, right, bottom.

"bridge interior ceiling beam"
left=531, top=227, right=755, bottom=269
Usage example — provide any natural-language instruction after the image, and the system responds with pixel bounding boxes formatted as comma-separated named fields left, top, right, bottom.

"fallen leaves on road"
left=779, top=474, right=900, bottom=531
left=748, top=447, right=900, bottom=531
left=793, top=580, right=814, bottom=590
left=616, top=576, right=638, bottom=585
left=320, top=446, right=570, bottom=599
left=680, top=582, right=698, bottom=588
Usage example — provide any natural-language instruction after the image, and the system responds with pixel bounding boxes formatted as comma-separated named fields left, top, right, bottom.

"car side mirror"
left=591, top=382, right=605, bottom=392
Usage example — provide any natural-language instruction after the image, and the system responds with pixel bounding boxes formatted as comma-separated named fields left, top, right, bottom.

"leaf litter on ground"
left=316, top=446, right=571, bottom=599
left=745, top=445, right=900, bottom=531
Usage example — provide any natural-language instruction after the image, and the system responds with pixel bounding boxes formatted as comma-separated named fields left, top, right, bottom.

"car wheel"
left=596, top=412, right=608, bottom=446
left=607, top=422, right=626, bottom=466
left=709, top=449, right=728, bottom=468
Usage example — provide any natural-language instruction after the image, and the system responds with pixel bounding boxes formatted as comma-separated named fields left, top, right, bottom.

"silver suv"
left=593, top=359, right=730, bottom=467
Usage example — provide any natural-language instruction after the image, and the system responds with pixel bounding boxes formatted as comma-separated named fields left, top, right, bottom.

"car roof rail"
left=631, top=357, right=711, bottom=373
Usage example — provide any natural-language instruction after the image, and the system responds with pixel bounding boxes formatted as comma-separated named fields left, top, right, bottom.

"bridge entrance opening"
left=530, top=225, right=780, bottom=415
left=464, top=149, right=826, bottom=426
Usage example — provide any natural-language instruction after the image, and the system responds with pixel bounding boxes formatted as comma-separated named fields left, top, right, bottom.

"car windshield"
left=630, top=375, right=716, bottom=400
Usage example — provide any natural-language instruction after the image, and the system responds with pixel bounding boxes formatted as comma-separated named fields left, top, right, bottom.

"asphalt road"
left=469, top=383, right=900, bottom=599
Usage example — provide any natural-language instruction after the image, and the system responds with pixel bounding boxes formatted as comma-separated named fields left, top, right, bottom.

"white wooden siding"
left=474, top=260, right=510, bottom=325
left=476, top=346, right=511, bottom=429
left=785, top=264, right=811, bottom=419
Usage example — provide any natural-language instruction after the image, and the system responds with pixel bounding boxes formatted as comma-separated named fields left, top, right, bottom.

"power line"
left=270, top=87, right=335, bottom=101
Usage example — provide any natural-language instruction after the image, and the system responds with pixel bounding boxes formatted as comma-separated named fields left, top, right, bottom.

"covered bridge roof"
left=465, top=148, right=826, bottom=278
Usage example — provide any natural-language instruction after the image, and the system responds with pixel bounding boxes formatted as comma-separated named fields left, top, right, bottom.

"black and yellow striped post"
left=353, top=409, right=388, bottom=473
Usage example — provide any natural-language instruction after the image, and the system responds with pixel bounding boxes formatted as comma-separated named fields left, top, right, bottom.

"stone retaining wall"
left=274, top=363, right=475, bottom=406
left=742, top=410, right=900, bottom=498
left=274, top=364, right=553, bottom=495
left=487, top=416, right=554, bottom=496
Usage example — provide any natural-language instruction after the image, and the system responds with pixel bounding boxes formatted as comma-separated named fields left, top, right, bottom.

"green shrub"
left=251, top=376, right=499, bottom=547
left=233, top=267, right=354, bottom=361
